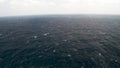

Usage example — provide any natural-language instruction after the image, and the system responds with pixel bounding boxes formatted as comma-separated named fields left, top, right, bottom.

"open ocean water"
left=0, top=15, right=120, bottom=68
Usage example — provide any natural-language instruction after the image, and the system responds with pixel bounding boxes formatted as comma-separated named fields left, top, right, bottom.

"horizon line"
left=0, top=13, right=120, bottom=18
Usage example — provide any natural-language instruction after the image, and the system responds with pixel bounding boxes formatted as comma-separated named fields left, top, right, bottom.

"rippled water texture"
left=0, top=15, right=120, bottom=68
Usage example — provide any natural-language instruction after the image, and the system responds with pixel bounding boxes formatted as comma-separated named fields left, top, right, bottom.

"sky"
left=0, top=0, right=120, bottom=16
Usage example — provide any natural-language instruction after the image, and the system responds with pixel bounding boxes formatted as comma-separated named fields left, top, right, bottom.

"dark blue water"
left=0, top=15, right=120, bottom=68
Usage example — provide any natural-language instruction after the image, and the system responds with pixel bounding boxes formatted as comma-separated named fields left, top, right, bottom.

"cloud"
left=0, top=0, right=120, bottom=16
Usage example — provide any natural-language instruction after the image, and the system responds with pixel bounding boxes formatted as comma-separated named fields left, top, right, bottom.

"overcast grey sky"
left=0, top=0, right=120, bottom=16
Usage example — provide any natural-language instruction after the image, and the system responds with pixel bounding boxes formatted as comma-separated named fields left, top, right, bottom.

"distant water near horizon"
left=0, top=15, right=120, bottom=68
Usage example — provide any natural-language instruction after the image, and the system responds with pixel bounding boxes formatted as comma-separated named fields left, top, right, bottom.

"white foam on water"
left=98, top=53, right=102, bottom=56
left=53, top=50, right=56, bottom=53
left=33, top=36, right=38, bottom=39
left=81, top=66, right=84, bottom=68
left=63, top=39, right=67, bottom=42
left=38, top=45, right=41, bottom=47
left=26, top=40, right=29, bottom=43
left=43, top=33, right=50, bottom=36
left=0, top=33, right=2, bottom=36
left=73, top=48, right=78, bottom=51
left=115, top=60, right=118, bottom=62
left=31, top=66, right=34, bottom=68
left=38, top=55, right=42, bottom=58
left=67, top=54, right=71, bottom=57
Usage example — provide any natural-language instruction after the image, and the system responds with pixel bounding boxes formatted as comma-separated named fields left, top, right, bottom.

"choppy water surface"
left=0, top=15, right=120, bottom=68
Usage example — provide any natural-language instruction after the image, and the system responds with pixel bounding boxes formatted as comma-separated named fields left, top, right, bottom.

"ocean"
left=0, top=15, right=120, bottom=68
